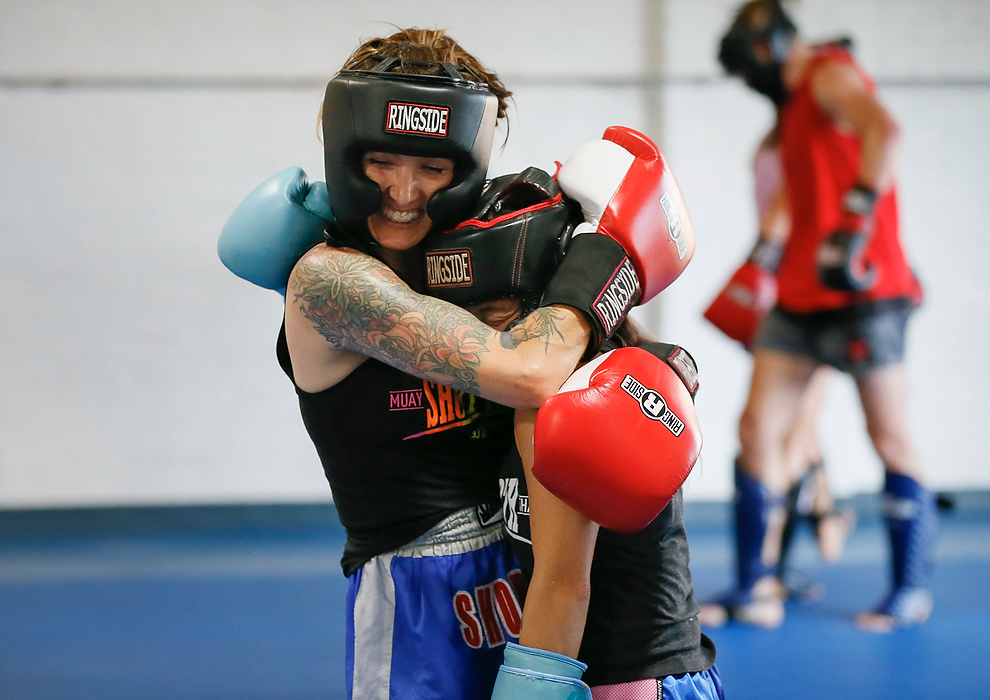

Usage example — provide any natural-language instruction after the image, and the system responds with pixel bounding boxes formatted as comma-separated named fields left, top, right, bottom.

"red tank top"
left=777, top=47, right=920, bottom=312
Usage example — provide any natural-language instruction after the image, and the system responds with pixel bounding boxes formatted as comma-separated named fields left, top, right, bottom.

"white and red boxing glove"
left=556, top=126, right=696, bottom=304
left=532, top=346, right=702, bottom=533
left=703, top=239, right=782, bottom=349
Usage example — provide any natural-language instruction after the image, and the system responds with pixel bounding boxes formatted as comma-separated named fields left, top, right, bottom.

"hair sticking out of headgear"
left=341, top=28, right=513, bottom=119
left=718, top=0, right=797, bottom=105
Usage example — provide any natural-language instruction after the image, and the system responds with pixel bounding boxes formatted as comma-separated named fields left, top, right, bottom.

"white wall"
left=0, top=0, right=987, bottom=508
left=662, top=0, right=990, bottom=500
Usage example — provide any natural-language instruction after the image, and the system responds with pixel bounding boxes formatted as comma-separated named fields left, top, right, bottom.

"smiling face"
left=362, top=151, right=456, bottom=250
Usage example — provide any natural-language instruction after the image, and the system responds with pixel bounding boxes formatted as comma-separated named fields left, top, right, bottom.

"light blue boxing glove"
left=491, top=642, right=592, bottom=700
left=217, top=167, right=333, bottom=295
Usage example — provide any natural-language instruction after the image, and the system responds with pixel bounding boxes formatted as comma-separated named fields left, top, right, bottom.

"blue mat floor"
left=1, top=498, right=988, bottom=699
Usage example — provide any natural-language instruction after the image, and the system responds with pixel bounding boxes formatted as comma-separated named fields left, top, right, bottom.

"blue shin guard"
left=874, top=471, right=937, bottom=623
left=734, top=462, right=781, bottom=593
left=700, top=462, right=786, bottom=627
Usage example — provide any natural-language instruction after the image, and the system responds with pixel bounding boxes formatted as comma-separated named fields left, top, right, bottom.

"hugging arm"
left=284, top=245, right=588, bottom=408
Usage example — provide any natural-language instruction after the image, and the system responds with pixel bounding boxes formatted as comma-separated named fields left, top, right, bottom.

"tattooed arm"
left=283, top=245, right=590, bottom=408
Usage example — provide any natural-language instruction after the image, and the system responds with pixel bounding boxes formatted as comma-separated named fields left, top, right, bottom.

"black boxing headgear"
left=322, top=56, right=499, bottom=242
left=718, top=0, right=796, bottom=105
left=422, top=167, right=581, bottom=310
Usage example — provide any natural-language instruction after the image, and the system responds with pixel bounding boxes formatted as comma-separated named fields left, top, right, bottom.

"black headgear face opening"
left=422, top=167, right=580, bottom=312
left=718, top=1, right=797, bottom=105
left=322, top=57, right=499, bottom=240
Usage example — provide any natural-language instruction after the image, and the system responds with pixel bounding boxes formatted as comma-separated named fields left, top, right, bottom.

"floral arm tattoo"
left=500, top=307, right=568, bottom=351
left=290, top=249, right=570, bottom=394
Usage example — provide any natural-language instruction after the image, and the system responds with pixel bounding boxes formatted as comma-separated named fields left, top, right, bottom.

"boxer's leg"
left=855, top=471, right=936, bottom=632
left=854, top=363, right=935, bottom=632
left=775, top=462, right=823, bottom=599
left=781, top=363, right=853, bottom=563
left=698, top=477, right=789, bottom=629
left=782, top=365, right=830, bottom=481
left=699, top=336, right=818, bottom=628
left=734, top=462, right=781, bottom=589
left=837, top=305, right=935, bottom=631
left=809, top=464, right=857, bottom=564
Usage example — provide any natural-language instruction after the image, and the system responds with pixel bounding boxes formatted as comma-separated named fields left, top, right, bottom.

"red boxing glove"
left=533, top=347, right=703, bottom=533
left=703, top=239, right=781, bottom=349
left=556, top=126, right=696, bottom=304
left=703, top=261, right=777, bottom=348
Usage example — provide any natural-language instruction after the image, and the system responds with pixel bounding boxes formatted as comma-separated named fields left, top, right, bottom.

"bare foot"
left=697, top=603, right=729, bottom=628
left=733, top=597, right=785, bottom=629
left=856, top=588, right=932, bottom=633
left=697, top=577, right=786, bottom=629
left=855, top=611, right=898, bottom=634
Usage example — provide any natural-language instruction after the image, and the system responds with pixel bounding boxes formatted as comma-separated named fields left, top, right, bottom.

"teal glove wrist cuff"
left=502, top=642, right=588, bottom=678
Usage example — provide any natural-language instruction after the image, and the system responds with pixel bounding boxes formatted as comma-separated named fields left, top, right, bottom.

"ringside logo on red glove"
left=620, top=374, right=685, bottom=436
left=533, top=347, right=703, bottom=533
left=659, top=191, right=689, bottom=260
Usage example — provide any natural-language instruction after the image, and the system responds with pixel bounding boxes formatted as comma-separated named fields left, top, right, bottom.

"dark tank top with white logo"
left=499, top=450, right=717, bottom=684
left=277, top=324, right=514, bottom=576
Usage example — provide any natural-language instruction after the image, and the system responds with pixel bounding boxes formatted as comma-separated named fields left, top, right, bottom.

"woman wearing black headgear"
left=220, top=27, right=656, bottom=699
left=703, top=0, right=932, bottom=634
left=421, top=170, right=723, bottom=699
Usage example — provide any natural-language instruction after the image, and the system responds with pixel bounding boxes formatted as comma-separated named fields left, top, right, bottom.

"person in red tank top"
left=699, top=0, right=935, bottom=634
left=702, top=121, right=857, bottom=613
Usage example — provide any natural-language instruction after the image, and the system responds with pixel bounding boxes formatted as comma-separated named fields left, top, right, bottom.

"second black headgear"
left=422, top=167, right=582, bottom=310
left=718, top=0, right=797, bottom=104
left=322, top=56, right=498, bottom=241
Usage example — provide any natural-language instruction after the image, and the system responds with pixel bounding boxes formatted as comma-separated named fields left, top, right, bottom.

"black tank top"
left=500, top=450, right=717, bottom=685
left=277, top=324, right=514, bottom=576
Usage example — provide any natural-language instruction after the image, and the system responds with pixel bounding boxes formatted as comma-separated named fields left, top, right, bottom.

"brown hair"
left=341, top=27, right=512, bottom=126
left=612, top=319, right=640, bottom=348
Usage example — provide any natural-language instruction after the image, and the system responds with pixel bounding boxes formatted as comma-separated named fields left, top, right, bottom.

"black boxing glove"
left=817, top=184, right=878, bottom=292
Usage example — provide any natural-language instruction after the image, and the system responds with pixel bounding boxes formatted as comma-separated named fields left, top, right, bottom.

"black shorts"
left=753, top=298, right=914, bottom=375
